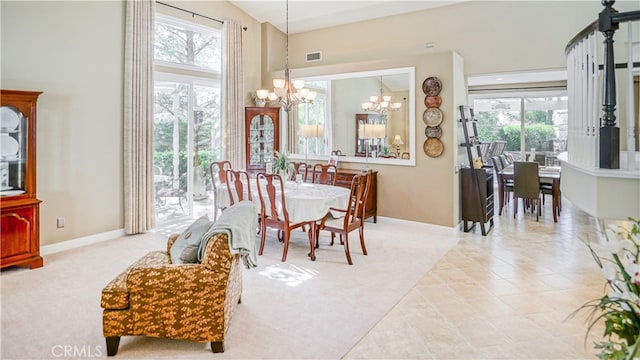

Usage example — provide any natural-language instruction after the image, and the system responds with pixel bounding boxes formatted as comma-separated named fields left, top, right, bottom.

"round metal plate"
left=422, top=77, right=442, bottom=96
left=422, top=108, right=443, bottom=127
left=425, top=125, right=442, bottom=139
left=423, top=138, right=444, bottom=158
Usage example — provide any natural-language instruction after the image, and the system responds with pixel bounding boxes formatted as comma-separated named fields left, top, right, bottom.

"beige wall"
left=2, top=1, right=125, bottom=246
left=1, top=0, right=263, bottom=246
left=286, top=1, right=638, bottom=76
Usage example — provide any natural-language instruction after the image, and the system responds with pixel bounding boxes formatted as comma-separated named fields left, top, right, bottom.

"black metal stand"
left=459, top=105, right=494, bottom=236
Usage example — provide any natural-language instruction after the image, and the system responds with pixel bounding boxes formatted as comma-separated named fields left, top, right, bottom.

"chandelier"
left=265, top=0, right=316, bottom=112
left=361, top=76, right=402, bottom=116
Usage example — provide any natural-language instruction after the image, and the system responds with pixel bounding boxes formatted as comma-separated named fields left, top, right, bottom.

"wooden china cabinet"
left=1, top=90, right=43, bottom=269
left=245, top=107, right=280, bottom=173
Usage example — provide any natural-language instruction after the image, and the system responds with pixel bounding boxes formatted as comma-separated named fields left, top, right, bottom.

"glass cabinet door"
left=0, top=106, right=27, bottom=196
left=248, top=114, right=275, bottom=167
left=245, top=107, right=280, bottom=172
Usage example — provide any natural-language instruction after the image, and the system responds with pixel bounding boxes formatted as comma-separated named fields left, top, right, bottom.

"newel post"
left=598, top=0, right=620, bottom=169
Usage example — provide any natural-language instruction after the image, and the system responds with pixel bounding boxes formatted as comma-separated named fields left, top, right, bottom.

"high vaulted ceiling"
left=229, top=0, right=464, bottom=34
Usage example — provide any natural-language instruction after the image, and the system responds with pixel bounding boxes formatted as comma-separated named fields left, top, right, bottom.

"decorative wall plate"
left=0, top=107, right=20, bottom=131
left=424, top=96, right=442, bottom=108
left=422, top=107, right=443, bottom=127
left=425, top=125, right=442, bottom=139
left=423, top=138, right=444, bottom=158
left=422, top=77, right=442, bottom=96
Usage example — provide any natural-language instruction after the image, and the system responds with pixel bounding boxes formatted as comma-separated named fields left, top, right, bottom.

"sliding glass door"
left=472, top=93, right=568, bottom=163
left=153, top=79, right=221, bottom=221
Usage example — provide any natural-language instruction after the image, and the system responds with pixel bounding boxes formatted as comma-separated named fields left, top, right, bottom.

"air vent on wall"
left=306, top=51, right=322, bottom=62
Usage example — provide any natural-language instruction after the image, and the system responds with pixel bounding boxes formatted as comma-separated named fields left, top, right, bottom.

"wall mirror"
left=285, top=66, right=416, bottom=166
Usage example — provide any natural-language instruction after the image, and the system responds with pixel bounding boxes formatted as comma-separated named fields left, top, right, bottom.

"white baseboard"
left=41, top=229, right=126, bottom=256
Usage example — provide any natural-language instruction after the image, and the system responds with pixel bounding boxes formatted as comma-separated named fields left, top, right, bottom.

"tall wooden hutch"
left=245, top=107, right=280, bottom=173
left=1, top=90, right=43, bottom=269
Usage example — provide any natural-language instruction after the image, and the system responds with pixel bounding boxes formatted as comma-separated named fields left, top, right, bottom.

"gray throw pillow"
left=170, top=216, right=213, bottom=264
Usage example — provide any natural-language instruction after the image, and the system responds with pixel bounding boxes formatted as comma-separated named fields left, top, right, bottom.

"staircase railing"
left=565, top=0, right=640, bottom=170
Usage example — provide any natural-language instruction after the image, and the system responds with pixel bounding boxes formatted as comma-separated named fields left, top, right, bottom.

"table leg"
left=498, top=174, right=505, bottom=216
left=552, top=179, right=559, bottom=223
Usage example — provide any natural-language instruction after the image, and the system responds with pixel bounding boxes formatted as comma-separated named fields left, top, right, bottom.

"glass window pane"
left=473, top=98, right=522, bottom=157
left=155, top=19, right=221, bottom=72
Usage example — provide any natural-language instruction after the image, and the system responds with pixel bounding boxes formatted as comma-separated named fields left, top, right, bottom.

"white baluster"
left=627, top=23, right=637, bottom=170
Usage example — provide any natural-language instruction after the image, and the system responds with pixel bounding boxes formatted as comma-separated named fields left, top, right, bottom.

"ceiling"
left=229, top=0, right=464, bottom=34
left=229, top=0, right=568, bottom=86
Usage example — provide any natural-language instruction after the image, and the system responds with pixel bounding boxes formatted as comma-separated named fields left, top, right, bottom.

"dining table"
left=215, top=179, right=351, bottom=260
left=497, top=165, right=561, bottom=222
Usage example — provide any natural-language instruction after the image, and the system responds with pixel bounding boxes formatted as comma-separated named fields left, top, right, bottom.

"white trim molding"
left=41, top=229, right=126, bottom=256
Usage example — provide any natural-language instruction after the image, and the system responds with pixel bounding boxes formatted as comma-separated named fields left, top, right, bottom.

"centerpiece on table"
left=272, top=151, right=294, bottom=180
left=572, top=217, right=640, bottom=359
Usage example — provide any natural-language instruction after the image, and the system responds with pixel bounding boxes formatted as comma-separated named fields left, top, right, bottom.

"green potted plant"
left=572, top=218, right=640, bottom=359
left=272, top=151, right=293, bottom=179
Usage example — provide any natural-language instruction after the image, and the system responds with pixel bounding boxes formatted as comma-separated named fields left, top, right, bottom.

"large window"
left=153, top=14, right=222, bottom=221
left=471, top=93, right=568, bottom=163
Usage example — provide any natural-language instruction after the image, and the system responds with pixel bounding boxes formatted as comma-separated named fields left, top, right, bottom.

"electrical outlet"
left=56, top=217, right=65, bottom=228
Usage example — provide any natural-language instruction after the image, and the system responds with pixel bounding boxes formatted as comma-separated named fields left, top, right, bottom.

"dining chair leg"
left=359, top=227, right=367, bottom=256
left=281, top=229, right=290, bottom=262
left=308, top=222, right=317, bottom=261
left=343, top=233, right=353, bottom=265
left=258, top=221, right=267, bottom=256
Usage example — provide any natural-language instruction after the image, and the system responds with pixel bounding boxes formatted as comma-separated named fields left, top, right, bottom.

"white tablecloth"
left=215, top=181, right=350, bottom=224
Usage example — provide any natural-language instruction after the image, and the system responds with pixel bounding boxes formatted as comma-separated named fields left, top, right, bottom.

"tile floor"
left=345, top=196, right=610, bottom=359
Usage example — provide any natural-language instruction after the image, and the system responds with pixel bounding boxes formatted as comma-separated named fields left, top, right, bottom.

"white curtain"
left=222, top=20, right=245, bottom=169
left=123, top=0, right=155, bottom=234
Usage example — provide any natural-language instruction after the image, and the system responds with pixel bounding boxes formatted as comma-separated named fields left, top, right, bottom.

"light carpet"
left=1, top=217, right=458, bottom=359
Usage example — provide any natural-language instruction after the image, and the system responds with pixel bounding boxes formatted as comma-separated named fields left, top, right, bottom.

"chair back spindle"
left=225, top=169, right=251, bottom=205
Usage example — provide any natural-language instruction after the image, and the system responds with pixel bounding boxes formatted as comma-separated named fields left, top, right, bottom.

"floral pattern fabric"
left=101, top=233, right=242, bottom=344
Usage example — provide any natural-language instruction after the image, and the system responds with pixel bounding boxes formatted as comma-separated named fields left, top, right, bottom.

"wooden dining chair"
left=310, top=164, right=337, bottom=185
left=316, top=174, right=368, bottom=265
left=210, top=161, right=233, bottom=221
left=513, top=161, right=541, bottom=221
left=255, top=173, right=312, bottom=262
left=225, top=169, right=252, bottom=206
left=291, top=162, right=309, bottom=182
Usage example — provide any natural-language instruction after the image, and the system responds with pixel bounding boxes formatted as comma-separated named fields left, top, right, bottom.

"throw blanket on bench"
left=199, top=200, right=259, bottom=268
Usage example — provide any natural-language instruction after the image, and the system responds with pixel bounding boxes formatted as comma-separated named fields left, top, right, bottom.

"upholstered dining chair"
left=513, top=161, right=541, bottom=221
left=401, top=152, right=410, bottom=159
left=499, top=154, right=510, bottom=168
left=310, top=164, right=337, bottom=185
left=255, top=173, right=312, bottom=262
left=491, top=156, right=513, bottom=214
left=225, top=169, right=252, bottom=206
left=316, top=174, right=368, bottom=265
left=210, top=161, right=233, bottom=221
